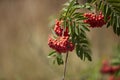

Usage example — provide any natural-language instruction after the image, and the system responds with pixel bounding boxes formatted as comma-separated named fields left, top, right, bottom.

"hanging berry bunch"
left=48, top=20, right=74, bottom=53
left=100, top=45, right=120, bottom=80
left=48, top=0, right=93, bottom=65
left=100, top=60, right=120, bottom=80
left=101, top=60, right=120, bottom=74
left=83, top=12, right=106, bottom=28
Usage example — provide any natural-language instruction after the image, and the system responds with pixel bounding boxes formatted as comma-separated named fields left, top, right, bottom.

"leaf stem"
left=76, top=0, right=78, bottom=4
left=62, top=51, right=69, bottom=80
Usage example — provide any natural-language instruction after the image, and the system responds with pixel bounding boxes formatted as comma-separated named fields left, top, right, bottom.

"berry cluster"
left=100, top=60, right=120, bottom=80
left=83, top=12, right=106, bottom=28
left=54, top=20, right=69, bottom=36
left=48, top=36, right=74, bottom=53
left=108, top=75, right=120, bottom=80
left=48, top=20, right=74, bottom=53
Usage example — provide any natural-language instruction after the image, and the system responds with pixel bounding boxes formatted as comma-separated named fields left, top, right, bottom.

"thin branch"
left=76, top=0, right=80, bottom=5
left=62, top=52, right=69, bottom=80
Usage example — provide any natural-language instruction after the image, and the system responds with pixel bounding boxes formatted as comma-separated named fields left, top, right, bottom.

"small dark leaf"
left=113, top=15, right=117, bottom=34
left=76, top=45, right=84, bottom=60
left=107, top=21, right=111, bottom=28
left=72, top=13, right=83, bottom=19
left=87, top=0, right=96, bottom=3
left=116, top=16, right=120, bottom=35
left=87, top=0, right=92, bottom=3
left=80, top=39, right=89, bottom=44
left=84, top=52, right=92, bottom=61
left=66, top=0, right=76, bottom=16
left=56, top=54, right=64, bottom=65
left=98, top=0, right=102, bottom=10
left=103, top=4, right=107, bottom=21
left=48, top=51, right=56, bottom=57
left=81, top=25, right=90, bottom=32
left=68, top=20, right=72, bottom=35
left=79, top=47, right=84, bottom=60
left=110, top=12, right=114, bottom=25
left=80, top=32, right=86, bottom=38
left=76, top=17, right=87, bottom=21
left=84, top=3, right=93, bottom=10
left=108, top=0, right=120, bottom=3
left=75, top=27, right=79, bottom=35
left=105, top=5, right=111, bottom=22
left=111, top=59, right=120, bottom=65
left=72, top=12, right=83, bottom=17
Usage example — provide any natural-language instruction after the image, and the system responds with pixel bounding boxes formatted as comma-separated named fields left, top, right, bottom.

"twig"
left=62, top=51, right=69, bottom=80
left=76, top=0, right=79, bottom=5
left=95, top=2, right=98, bottom=15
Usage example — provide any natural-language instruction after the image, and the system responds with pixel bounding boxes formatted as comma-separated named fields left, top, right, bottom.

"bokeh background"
left=0, top=0, right=119, bottom=80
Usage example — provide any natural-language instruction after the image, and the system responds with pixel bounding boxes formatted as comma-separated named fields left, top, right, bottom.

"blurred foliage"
left=79, top=61, right=102, bottom=80
left=111, top=44, right=120, bottom=76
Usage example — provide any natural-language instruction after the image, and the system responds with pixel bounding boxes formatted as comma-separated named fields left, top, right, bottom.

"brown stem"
left=76, top=0, right=78, bottom=3
left=95, top=2, right=98, bottom=15
left=76, top=0, right=79, bottom=5
left=62, top=52, right=69, bottom=80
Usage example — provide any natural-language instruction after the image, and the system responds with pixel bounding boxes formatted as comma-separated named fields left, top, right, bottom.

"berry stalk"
left=62, top=51, right=69, bottom=80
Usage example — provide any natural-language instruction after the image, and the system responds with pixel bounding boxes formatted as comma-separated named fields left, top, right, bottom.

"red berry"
left=108, top=75, right=120, bottom=80
left=100, top=60, right=113, bottom=74
left=111, top=66, right=120, bottom=73
left=108, top=75, right=115, bottom=80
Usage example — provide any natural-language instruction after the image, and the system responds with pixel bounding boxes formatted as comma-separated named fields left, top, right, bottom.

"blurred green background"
left=0, top=0, right=119, bottom=80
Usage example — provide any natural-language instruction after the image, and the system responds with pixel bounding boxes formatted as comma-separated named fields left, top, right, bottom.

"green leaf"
left=48, top=51, right=56, bottom=57
left=79, top=31, right=87, bottom=38
left=72, top=12, right=83, bottom=19
left=87, top=0, right=96, bottom=3
left=56, top=53, right=64, bottom=65
left=81, top=24, right=90, bottom=32
left=110, top=12, right=114, bottom=25
left=112, top=59, right=120, bottom=65
left=113, top=15, right=117, bottom=34
left=84, top=3, right=93, bottom=10
left=98, top=0, right=102, bottom=10
left=104, top=5, right=110, bottom=22
left=106, top=21, right=111, bottom=28
left=72, top=12, right=83, bottom=17
left=75, top=26, right=79, bottom=35
left=103, top=4, right=107, bottom=21
left=108, top=0, right=120, bottom=3
left=65, top=0, right=76, bottom=17
left=76, top=44, right=84, bottom=60
left=84, top=52, right=92, bottom=61
left=116, top=16, right=120, bottom=35
left=106, top=6, right=111, bottom=20
left=80, top=39, right=89, bottom=44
